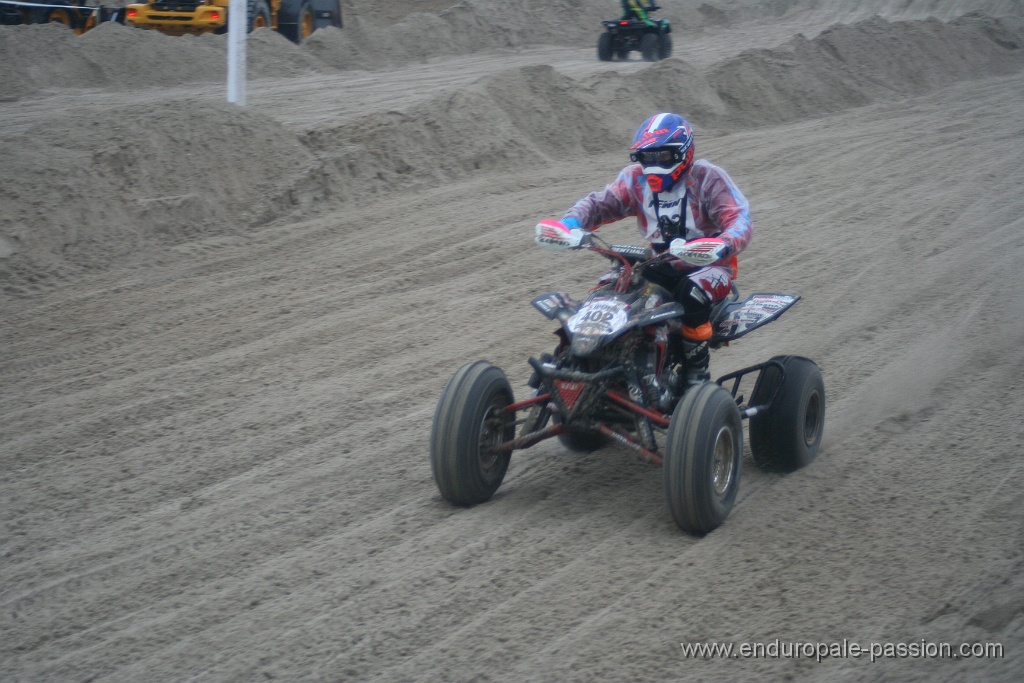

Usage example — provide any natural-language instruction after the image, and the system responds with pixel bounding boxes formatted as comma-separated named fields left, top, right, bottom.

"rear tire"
left=597, top=32, right=613, bottom=61
left=46, top=8, right=72, bottom=29
left=749, top=356, right=825, bottom=472
left=659, top=33, right=673, bottom=59
left=640, top=33, right=661, bottom=61
left=247, top=0, right=271, bottom=32
left=431, top=361, right=515, bottom=506
left=663, top=382, right=743, bottom=534
left=298, top=1, right=315, bottom=42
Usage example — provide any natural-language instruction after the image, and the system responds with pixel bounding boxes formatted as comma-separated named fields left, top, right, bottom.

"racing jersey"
left=562, top=159, right=753, bottom=258
left=621, top=0, right=652, bottom=24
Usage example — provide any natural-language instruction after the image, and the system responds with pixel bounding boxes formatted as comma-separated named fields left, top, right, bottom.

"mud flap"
left=712, top=293, right=800, bottom=343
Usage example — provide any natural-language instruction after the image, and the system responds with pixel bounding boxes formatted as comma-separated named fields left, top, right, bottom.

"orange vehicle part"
left=122, top=0, right=340, bottom=43
left=0, top=0, right=116, bottom=34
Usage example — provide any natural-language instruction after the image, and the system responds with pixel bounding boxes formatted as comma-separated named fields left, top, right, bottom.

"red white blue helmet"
left=629, top=113, right=695, bottom=192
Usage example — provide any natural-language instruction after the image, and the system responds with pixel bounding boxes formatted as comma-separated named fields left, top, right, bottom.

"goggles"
left=630, top=146, right=686, bottom=167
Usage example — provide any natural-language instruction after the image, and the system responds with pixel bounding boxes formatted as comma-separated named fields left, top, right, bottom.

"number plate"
left=567, top=298, right=629, bottom=336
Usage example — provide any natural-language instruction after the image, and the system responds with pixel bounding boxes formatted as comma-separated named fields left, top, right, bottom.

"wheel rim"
left=477, top=401, right=511, bottom=476
left=803, top=390, right=823, bottom=446
left=48, top=9, right=71, bottom=27
left=301, top=9, right=314, bottom=38
left=711, top=425, right=736, bottom=497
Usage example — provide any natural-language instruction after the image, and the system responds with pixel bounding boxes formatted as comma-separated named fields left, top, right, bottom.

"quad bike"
left=430, top=229, right=825, bottom=535
left=598, top=2, right=672, bottom=62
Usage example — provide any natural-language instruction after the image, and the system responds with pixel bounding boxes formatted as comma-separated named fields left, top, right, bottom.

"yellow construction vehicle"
left=0, top=0, right=124, bottom=34
left=124, top=0, right=341, bottom=43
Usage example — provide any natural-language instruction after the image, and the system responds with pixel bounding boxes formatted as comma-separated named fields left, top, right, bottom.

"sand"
left=2, top=1, right=1023, bottom=680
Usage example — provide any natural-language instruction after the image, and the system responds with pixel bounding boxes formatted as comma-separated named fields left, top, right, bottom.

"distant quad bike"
left=431, top=230, right=826, bottom=535
left=598, top=2, right=672, bottom=62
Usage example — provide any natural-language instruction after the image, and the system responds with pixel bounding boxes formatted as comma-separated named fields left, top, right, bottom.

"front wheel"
left=431, top=361, right=515, bottom=506
left=663, top=382, right=743, bottom=534
left=749, top=356, right=825, bottom=472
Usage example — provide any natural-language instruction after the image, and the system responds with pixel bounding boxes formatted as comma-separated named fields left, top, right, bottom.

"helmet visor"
left=630, top=147, right=686, bottom=167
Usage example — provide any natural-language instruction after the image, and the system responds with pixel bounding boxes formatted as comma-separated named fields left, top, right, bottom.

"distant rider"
left=535, top=112, right=753, bottom=386
left=620, top=0, right=656, bottom=26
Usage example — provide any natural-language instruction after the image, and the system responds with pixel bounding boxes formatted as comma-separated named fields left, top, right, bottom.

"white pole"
left=227, top=0, right=247, bottom=106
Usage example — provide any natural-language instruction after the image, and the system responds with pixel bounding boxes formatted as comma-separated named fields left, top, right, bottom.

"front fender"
left=531, top=291, right=579, bottom=323
left=631, top=302, right=685, bottom=328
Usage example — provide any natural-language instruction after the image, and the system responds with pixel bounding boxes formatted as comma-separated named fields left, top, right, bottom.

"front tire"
left=663, top=382, right=743, bottom=534
left=431, top=361, right=515, bottom=506
left=749, top=356, right=825, bottom=472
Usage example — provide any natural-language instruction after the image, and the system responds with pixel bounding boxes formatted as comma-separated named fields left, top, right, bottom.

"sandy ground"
left=2, top=1, right=1023, bottom=681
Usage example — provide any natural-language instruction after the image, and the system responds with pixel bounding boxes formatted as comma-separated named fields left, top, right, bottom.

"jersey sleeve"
left=693, top=162, right=753, bottom=255
left=562, top=165, right=643, bottom=232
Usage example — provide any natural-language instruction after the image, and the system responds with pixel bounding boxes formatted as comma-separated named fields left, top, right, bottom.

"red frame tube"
left=493, top=422, right=566, bottom=452
left=505, top=393, right=550, bottom=412
left=605, top=390, right=671, bottom=428
left=596, top=425, right=663, bottom=466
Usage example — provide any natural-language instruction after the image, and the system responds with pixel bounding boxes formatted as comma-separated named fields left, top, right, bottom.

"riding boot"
left=681, top=337, right=711, bottom=387
left=671, top=276, right=714, bottom=387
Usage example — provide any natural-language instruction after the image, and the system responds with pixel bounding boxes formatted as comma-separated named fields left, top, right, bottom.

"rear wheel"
left=659, top=33, right=673, bottom=59
left=431, top=361, right=515, bottom=506
left=46, top=8, right=72, bottom=29
left=749, top=356, right=825, bottom=472
left=663, top=382, right=743, bottom=534
left=299, top=1, right=315, bottom=41
left=597, top=32, right=613, bottom=61
left=248, top=0, right=271, bottom=32
left=640, top=33, right=661, bottom=61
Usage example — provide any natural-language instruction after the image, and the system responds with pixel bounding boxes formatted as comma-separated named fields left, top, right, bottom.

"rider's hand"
left=535, top=218, right=591, bottom=251
left=567, top=228, right=590, bottom=248
left=668, top=237, right=731, bottom=266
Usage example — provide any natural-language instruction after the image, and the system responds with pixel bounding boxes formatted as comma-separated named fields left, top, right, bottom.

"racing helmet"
left=629, top=113, right=695, bottom=192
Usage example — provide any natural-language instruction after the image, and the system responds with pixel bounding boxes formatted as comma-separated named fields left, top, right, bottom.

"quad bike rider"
left=538, top=112, right=752, bottom=389
left=620, top=0, right=656, bottom=26
left=430, top=112, right=825, bottom=534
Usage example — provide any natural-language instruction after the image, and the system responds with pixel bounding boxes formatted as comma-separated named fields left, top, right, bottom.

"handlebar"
left=585, top=235, right=672, bottom=293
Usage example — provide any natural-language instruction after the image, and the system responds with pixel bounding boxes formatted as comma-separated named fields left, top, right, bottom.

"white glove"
left=668, top=237, right=731, bottom=266
left=535, top=219, right=591, bottom=251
